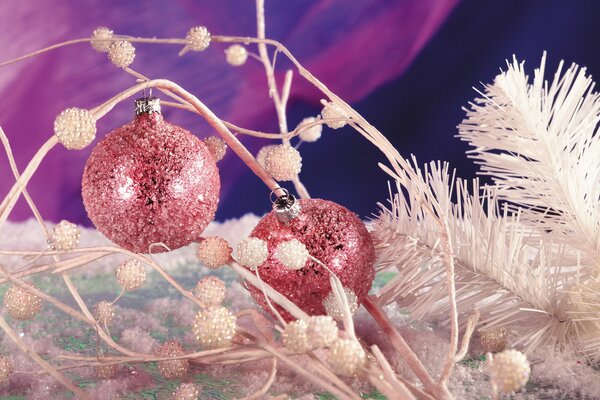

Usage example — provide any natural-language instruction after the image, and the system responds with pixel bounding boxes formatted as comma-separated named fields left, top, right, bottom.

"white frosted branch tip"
left=225, top=44, right=248, bottom=66
left=90, top=27, right=114, bottom=52
left=197, top=236, right=232, bottom=268
left=107, top=40, right=135, bottom=68
left=193, top=306, right=236, bottom=348
left=236, top=237, right=268, bottom=270
left=264, top=144, right=302, bottom=181
left=323, top=287, right=358, bottom=321
left=204, top=136, right=228, bottom=162
left=327, top=338, right=367, bottom=376
left=297, top=116, right=323, bottom=142
left=487, top=349, right=530, bottom=393
left=194, top=276, right=227, bottom=306
left=116, top=259, right=146, bottom=291
left=275, top=239, right=308, bottom=270
left=50, top=220, right=81, bottom=251
left=321, top=100, right=349, bottom=129
left=185, top=26, right=211, bottom=52
left=53, top=108, right=96, bottom=150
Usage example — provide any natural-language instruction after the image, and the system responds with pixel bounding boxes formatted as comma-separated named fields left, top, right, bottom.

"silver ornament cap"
left=135, top=96, right=161, bottom=115
left=272, top=191, right=301, bottom=224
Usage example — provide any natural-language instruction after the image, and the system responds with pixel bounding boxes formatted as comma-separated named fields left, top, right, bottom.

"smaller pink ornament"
left=248, top=198, right=375, bottom=321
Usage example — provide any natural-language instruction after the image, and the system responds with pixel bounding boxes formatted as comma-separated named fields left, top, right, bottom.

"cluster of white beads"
left=328, top=338, right=367, bottom=376
left=3, top=284, right=42, bottom=321
left=236, top=237, right=268, bottom=270
left=275, top=239, right=309, bottom=270
left=156, top=340, right=189, bottom=379
left=50, top=220, right=80, bottom=251
left=487, top=349, right=530, bottom=393
left=323, top=287, right=359, bottom=322
left=90, top=27, right=114, bottom=52
left=194, top=276, right=226, bottom=306
left=197, top=236, right=232, bottom=269
left=193, top=306, right=237, bottom=348
left=204, top=136, right=227, bottom=162
left=256, top=145, right=277, bottom=168
left=185, top=27, right=211, bottom=52
left=0, top=356, right=13, bottom=383
left=93, top=300, right=115, bottom=324
left=264, top=144, right=302, bottom=181
left=171, top=382, right=201, bottom=400
left=53, top=107, right=96, bottom=150
left=108, top=40, right=135, bottom=68
left=306, top=315, right=338, bottom=348
left=297, top=116, right=322, bottom=142
left=282, top=319, right=311, bottom=353
left=116, top=259, right=146, bottom=291
left=321, top=101, right=349, bottom=129
left=225, top=44, right=248, bottom=66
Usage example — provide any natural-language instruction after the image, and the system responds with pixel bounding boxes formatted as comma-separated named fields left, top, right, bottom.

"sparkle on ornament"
left=297, top=117, right=323, bottom=142
left=487, top=349, right=531, bottom=393
left=185, top=27, right=211, bottom=52
left=307, top=315, right=339, bottom=348
left=54, top=107, right=96, bottom=150
left=323, top=287, right=359, bottom=322
left=193, top=306, right=237, bottom=348
left=0, top=356, right=13, bottom=383
left=236, top=237, right=268, bottom=270
left=90, top=27, right=113, bottom=52
left=93, top=301, right=115, bottom=325
left=275, top=239, right=309, bottom=270
left=156, top=340, right=189, bottom=379
left=264, top=144, right=302, bottom=181
left=225, top=44, right=248, bottom=66
left=96, top=364, right=118, bottom=379
left=328, top=338, right=367, bottom=377
left=204, top=136, right=227, bottom=162
left=321, top=101, right=349, bottom=129
left=479, top=327, right=507, bottom=353
left=256, top=144, right=277, bottom=168
left=194, top=276, right=227, bottom=306
left=116, top=259, right=146, bottom=291
left=197, top=236, right=232, bottom=269
left=3, top=284, right=42, bottom=321
left=171, top=382, right=202, bottom=400
left=108, top=40, right=135, bottom=68
left=50, top=220, right=80, bottom=251
left=282, top=319, right=311, bottom=353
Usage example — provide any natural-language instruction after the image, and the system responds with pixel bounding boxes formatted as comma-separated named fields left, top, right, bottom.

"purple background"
left=1, top=0, right=599, bottom=225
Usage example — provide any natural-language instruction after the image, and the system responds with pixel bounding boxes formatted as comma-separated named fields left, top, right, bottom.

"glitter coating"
left=82, top=112, right=220, bottom=253
left=248, top=198, right=375, bottom=320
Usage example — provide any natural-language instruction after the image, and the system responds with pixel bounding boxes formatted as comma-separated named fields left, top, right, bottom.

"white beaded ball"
left=307, top=315, right=338, bottom=348
left=0, top=356, right=13, bottom=383
left=91, top=27, right=114, bottom=52
left=264, top=144, right=302, bottom=181
left=256, top=145, right=277, bottom=168
left=193, top=306, right=237, bottom=348
left=116, top=259, right=146, bottom=291
left=236, top=237, right=268, bottom=270
left=328, top=338, right=367, bottom=376
left=171, top=382, right=202, bottom=400
left=282, top=319, right=311, bottom=353
left=487, top=349, right=530, bottom=393
left=297, top=117, right=322, bottom=142
left=3, top=284, right=42, bottom=321
left=93, top=300, right=115, bottom=324
left=225, top=44, right=248, bottom=66
left=197, top=236, right=232, bottom=269
left=185, top=26, right=211, bottom=52
left=194, top=276, right=226, bottom=306
left=204, top=136, right=227, bottom=162
left=108, top=40, right=135, bottom=68
left=321, top=101, right=348, bottom=129
left=323, top=287, right=359, bottom=322
left=50, top=220, right=80, bottom=251
left=275, top=239, right=309, bottom=270
left=54, top=107, right=96, bottom=150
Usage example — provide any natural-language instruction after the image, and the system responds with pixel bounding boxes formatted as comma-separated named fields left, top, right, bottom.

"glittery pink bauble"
left=82, top=113, right=220, bottom=253
left=248, top=198, right=375, bottom=321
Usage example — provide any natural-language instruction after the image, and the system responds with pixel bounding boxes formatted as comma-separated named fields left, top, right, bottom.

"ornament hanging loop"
left=270, top=187, right=301, bottom=224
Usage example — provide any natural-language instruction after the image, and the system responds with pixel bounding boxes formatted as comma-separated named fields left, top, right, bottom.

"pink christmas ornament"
left=82, top=97, right=220, bottom=253
left=248, top=198, right=375, bottom=321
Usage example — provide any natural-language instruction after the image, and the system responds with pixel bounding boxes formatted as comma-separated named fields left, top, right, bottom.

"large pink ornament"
left=248, top=198, right=375, bottom=321
left=82, top=99, right=220, bottom=253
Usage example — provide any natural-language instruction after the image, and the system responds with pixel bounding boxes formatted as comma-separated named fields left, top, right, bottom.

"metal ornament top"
left=272, top=192, right=301, bottom=224
left=135, top=96, right=162, bottom=115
